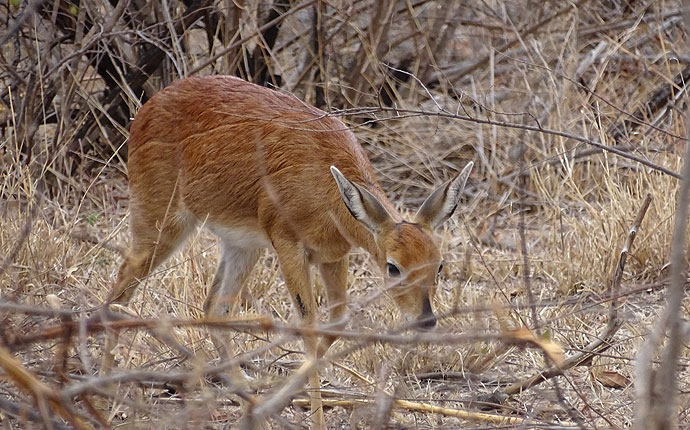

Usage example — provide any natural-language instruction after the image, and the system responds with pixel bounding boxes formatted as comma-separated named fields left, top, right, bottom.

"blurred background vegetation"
left=2, top=0, right=690, bottom=428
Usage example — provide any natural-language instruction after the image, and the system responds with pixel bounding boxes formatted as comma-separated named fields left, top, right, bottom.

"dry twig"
left=505, top=193, right=653, bottom=396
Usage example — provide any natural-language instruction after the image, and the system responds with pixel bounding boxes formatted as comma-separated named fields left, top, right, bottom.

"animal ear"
left=415, top=162, right=473, bottom=229
left=330, top=166, right=393, bottom=234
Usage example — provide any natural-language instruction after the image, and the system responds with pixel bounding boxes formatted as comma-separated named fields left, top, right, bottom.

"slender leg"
left=317, top=257, right=349, bottom=356
left=270, top=236, right=325, bottom=429
left=102, top=214, right=193, bottom=375
left=204, top=241, right=261, bottom=316
left=204, top=241, right=261, bottom=390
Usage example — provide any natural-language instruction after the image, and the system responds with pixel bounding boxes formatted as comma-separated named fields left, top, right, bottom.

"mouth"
left=416, top=296, right=436, bottom=330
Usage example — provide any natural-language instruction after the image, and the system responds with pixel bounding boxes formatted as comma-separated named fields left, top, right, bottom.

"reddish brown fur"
left=104, top=75, right=471, bottom=426
left=115, top=76, right=445, bottom=320
left=126, top=76, right=387, bottom=266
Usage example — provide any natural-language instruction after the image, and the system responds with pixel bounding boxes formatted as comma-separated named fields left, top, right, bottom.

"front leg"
left=318, top=256, right=349, bottom=355
left=272, top=238, right=318, bottom=326
left=270, top=235, right=325, bottom=429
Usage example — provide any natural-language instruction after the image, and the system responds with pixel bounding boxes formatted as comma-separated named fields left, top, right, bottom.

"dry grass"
left=2, top=0, right=690, bottom=428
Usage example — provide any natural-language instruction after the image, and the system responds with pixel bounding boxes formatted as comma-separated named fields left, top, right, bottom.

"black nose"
left=417, top=297, right=436, bottom=330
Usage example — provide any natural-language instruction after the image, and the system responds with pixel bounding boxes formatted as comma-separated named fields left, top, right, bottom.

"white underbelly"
left=207, top=224, right=272, bottom=250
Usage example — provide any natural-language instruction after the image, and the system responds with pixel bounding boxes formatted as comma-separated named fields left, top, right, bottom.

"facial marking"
left=387, top=222, right=441, bottom=274
left=383, top=222, right=442, bottom=316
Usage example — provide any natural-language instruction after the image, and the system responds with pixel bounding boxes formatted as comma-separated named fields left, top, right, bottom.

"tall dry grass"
left=1, top=0, right=689, bottom=428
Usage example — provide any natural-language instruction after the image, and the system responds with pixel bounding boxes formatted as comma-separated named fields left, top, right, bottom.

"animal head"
left=330, top=162, right=473, bottom=330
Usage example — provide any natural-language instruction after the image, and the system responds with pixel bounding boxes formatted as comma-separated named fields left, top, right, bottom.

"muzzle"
left=416, top=297, right=436, bottom=330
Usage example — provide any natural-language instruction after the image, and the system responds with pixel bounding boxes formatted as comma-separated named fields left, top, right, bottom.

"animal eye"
left=387, top=262, right=401, bottom=277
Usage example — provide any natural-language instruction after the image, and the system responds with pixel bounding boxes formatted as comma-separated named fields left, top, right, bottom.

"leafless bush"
left=2, top=0, right=690, bottom=428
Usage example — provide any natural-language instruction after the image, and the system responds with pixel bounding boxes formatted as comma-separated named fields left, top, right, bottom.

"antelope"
left=102, top=75, right=473, bottom=428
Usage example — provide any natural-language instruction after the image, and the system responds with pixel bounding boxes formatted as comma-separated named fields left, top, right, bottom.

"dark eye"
left=387, top=262, right=401, bottom=277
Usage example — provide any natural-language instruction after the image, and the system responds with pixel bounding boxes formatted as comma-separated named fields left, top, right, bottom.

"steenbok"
left=102, top=75, right=473, bottom=428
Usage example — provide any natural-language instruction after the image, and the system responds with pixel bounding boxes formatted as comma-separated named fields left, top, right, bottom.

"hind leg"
left=203, top=241, right=261, bottom=390
left=102, top=212, right=195, bottom=375
left=204, top=241, right=261, bottom=317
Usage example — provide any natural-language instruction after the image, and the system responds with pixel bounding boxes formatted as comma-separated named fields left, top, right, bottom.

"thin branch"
left=291, top=397, right=576, bottom=427
left=505, top=193, right=653, bottom=396
left=340, top=107, right=681, bottom=179
left=188, top=0, right=316, bottom=76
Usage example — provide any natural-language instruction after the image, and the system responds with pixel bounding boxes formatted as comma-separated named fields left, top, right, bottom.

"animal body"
left=103, top=75, right=473, bottom=427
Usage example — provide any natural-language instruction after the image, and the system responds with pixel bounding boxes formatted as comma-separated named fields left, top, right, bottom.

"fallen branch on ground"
left=292, top=396, right=577, bottom=427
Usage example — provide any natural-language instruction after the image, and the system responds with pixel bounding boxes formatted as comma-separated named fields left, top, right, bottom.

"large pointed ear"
left=415, top=162, right=473, bottom=229
left=330, top=166, right=393, bottom=234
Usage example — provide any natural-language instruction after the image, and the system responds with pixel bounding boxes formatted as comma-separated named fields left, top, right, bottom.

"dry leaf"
left=504, top=327, right=565, bottom=367
left=590, top=369, right=631, bottom=389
